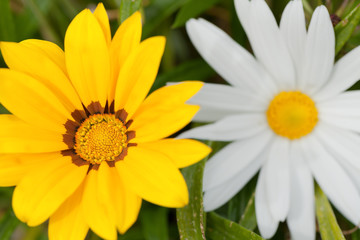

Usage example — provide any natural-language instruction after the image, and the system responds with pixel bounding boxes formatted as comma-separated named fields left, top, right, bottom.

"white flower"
left=181, top=0, right=360, bottom=239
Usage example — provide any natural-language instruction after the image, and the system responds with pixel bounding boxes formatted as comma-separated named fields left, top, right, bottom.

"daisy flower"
left=0, top=4, right=210, bottom=240
left=182, top=0, right=360, bottom=239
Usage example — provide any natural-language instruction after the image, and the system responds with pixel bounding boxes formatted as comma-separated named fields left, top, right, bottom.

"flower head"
left=183, top=0, right=360, bottom=239
left=0, top=4, right=210, bottom=239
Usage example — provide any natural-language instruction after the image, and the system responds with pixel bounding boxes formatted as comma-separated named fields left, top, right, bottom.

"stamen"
left=74, top=114, right=127, bottom=164
left=266, top=91, right=318, bottom=139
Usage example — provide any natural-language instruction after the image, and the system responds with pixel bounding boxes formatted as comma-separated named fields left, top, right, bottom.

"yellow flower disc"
left=74, top=114, right=127, bottom=164
left=266, top=91, right=318, bottom=139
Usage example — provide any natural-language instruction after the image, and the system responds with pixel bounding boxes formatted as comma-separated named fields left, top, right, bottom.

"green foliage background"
left=1, top=0, right=360, bottom=239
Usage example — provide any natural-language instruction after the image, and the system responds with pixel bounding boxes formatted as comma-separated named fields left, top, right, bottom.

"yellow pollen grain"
left=266, top=91, right=318, bottom=140
left=74, top=114, right=127, bottom=164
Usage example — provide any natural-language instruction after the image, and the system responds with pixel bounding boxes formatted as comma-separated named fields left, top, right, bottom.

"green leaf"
left=0, top=104, right=10, bottom=114
left=119, top=0, right=142, bottom=24
left=334, top=3, right=360, bottom=55
left=140, top=204, right=169, bottom=240
left=239, top=192, right=257, bottom=231
left=172, top=0, right=220, bottom=28
left=143, top=0, right=189, bottom=37
left=150, top=59, right=215, bottom=93
left=315, top=183, right=345, bottom=240
left=176, top=141, right=213, bottom=240
left=0, top=0, right=16, bottom=41
left=206, top=212, right=264, bottom=240
left=0, top=209, right=21, bottom=240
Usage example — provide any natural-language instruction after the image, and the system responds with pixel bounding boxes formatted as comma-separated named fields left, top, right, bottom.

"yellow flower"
left=0, top=3, right=210, bottom=240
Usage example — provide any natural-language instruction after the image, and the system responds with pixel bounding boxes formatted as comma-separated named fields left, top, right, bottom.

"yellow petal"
left=0, top=152, right=62, bottom=187
left=49, top=182, right=89, bottom=240
left=129, top=82, right=202, bottom=142
left=65, top=9, right=110, bottom=108
left=135, top=82, right=203, bottom=111
left=114, top=36, right=165, bottom=118
left=82, top=169, right=117, bottom=240
left=0, top=69, right=71, bottom=133
left=93, top=3, right=111, bottom=46
left=1, top=41, right=82, bottom=112
left=109, top=11, right=142, bottom=102
left=18, top=39, right=67, bottom=74
left=97, top=163, right=141, bottom=233
left=130, top=104, right=199, bottom=143
left=117, top=147, right=189, bottom=208
left=138, top=139, right=211, bottom=168
left=0, top=115, right=67, bottom=153
left=12, top=154, right=88, bottom=226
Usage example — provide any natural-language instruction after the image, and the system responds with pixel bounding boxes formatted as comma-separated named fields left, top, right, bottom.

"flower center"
left=74, top=114, right=127, bottom=164
left=266, top=91, right=318, bottom=139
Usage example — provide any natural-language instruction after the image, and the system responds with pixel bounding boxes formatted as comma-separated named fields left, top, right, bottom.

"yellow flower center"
left=266, top=91, right=318, bottom=139
left=74, top=114, right=127, bottom=164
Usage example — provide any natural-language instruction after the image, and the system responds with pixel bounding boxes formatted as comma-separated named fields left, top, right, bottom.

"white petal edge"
left=287, top=142, right=315, bottom=240
left=178, top=113, right=267, bottom=141
left=315, top=46, right=360, bottom=101
left=299, top=6, right=335, bottom=94
left=301, top=134, right=360, bottom=225
left=186, top=18, right=276, bottom=97
left=248, top=0, right=296, bottom=90
left=256, top=167, right=279, bottom=239
left=264, top=136, right=290, bottom=221
left=203, top=130, right=273, bottom=191
left=203, top=143, right=269, bottom=211
left=280, top=0, right=307, bottom=83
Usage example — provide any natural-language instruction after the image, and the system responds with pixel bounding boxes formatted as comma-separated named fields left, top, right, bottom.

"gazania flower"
left=182, top=0, right=360, bottom=239
left=0, top=3, right=210, bottom=240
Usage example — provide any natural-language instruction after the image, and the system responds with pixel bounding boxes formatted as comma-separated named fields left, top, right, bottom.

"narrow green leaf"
left=0, top=0, right=16, bottom=41
left=172, top=0, right=220, bottom=28
left=239, top=192, right=257, bottom=231
left=119, top=0, right=142, bottom=24
left=315, top=183, right=345, bottom=240
left=0, top=209, right=21, bottom=240
left=334, top=3, right=360, bottom=55
left=176, top=141, right=213, bottom=240
left=0, top=104, right=10, bottom=114
left=206, top=212, right=264, bottom=240
left=140, top=204, right=169, bottom=240
left=150, top=59, right=215, bottom=92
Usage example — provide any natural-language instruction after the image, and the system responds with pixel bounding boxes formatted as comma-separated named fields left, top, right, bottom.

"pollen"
left=74, top=114, right=127, bottom=164
left=266, top=91, right=318, bottom=140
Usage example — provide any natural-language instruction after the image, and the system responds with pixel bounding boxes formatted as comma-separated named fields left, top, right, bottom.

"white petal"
left=234, top=0, right=251, bottom=34
left=188, top=83, right=268, bottom=123
left=178, top=113, right=267, bottom=141
left=320, top=113, right=360, bottom=133
left=203, top=130, right=273, bottom=190
left=287, top=142, right=315, bottom=240
left=316, top=123, right=360, bottom=170
left=186, top=18, right=276, bottom=96
left=301, top=134, right=360, bottom=225
left=318, top=91, right=360, bottom=132
left=280, top=0, right=307, bottom=81
left=315, top=46, right=360, bottom=101
left=248, top=0, right=295, bottom=90
left=256, top=167, right=279, bottom=239
left=192, top=106, right=240, bottom=122
left=203, top=144, right=268, bottom=211
left=299, top=6, right=335, bottom=94
left=318, top=90, right=360, bottom=117
left=264, top=136, right=290, bottom=221
left=339, top=157, right=360, bottom=194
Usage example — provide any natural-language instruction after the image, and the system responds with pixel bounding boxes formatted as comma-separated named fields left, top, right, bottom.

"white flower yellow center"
left=74, top=114, right=127, bottom=164
left=266, top=91, right=318, bottom=139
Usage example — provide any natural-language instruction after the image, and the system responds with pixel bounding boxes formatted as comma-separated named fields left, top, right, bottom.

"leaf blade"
left=315, top=183, right=346, bottom=240
left=206, top=212, right=264, bottom=240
